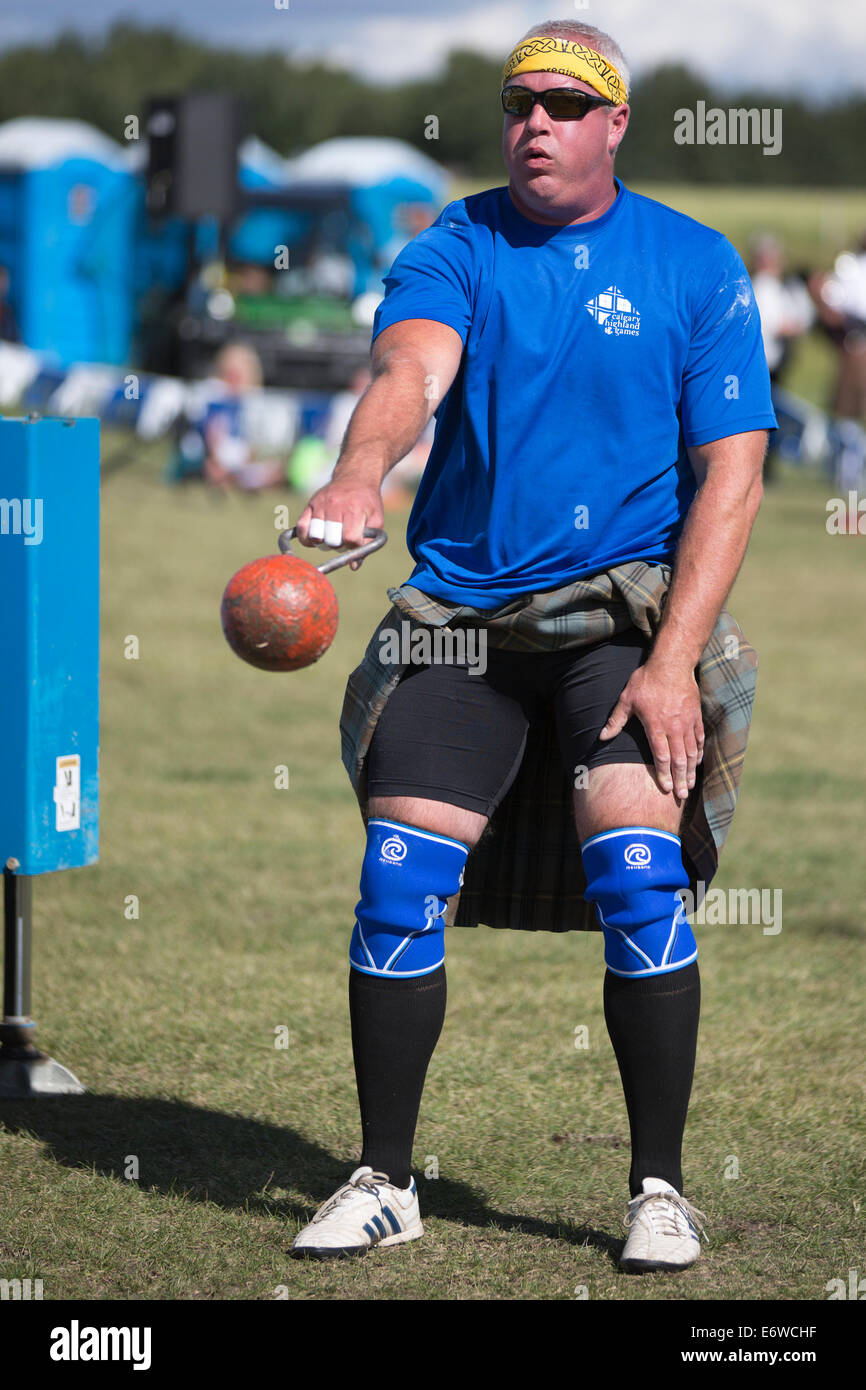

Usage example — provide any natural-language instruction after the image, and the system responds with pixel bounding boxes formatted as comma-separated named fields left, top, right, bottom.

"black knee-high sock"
left=349, top=964, right=447, bottom=1190
left=603, top=961, right=700, bottom=1198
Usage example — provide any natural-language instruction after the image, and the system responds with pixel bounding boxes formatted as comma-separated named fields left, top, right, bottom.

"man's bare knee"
left=367, top=795, right=487, bottom=849
left=573, top=762, right=684, bottom=843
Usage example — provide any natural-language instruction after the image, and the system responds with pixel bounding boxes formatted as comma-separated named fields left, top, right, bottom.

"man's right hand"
left=295, top=477, right=384, bottom=571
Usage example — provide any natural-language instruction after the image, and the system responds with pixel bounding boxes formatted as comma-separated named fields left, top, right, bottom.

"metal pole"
left=0, top=861, right=84, bottom=1096
left=1, top=862, right=36, bottom=1052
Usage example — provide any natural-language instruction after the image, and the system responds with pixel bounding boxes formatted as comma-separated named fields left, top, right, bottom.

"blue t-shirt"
left=372, top=179, right=777, bottom=608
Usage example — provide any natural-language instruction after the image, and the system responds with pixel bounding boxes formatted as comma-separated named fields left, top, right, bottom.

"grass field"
left=0, top=435, right=863, bottom=1302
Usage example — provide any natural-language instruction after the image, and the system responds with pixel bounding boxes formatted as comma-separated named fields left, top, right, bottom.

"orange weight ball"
left=220, top=553, right=339, bottom=672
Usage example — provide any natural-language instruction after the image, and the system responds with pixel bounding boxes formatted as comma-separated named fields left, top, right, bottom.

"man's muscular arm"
left=599, top=429, right=766, bottom=800
left=295, top=318, right=464, bottom=567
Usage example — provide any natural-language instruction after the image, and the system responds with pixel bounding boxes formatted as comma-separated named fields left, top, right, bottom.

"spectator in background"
left=750, top=235, right=814, bottom=482
left=751, top=235, right=813, bottom=380
left=202, top=341, right=286, bottom=493
left=290, top=364, right=431, bottom=509
left=809, top=232, right=866, bottom=495
left=230, top=262, right=273, bottom=298
left=166, top=341, right=287, bottom=492
left=0, top=263, right=19, bottom=342
left=810, top=232, right=866, bottom=419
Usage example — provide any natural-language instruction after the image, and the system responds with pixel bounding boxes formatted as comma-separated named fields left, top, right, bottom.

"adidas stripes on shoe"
left=290, top=1166, right=423, bottom=1259
left=619, top=1177, right=707, bottom=1273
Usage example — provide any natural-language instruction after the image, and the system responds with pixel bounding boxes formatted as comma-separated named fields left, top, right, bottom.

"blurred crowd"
left=166, top=342, right=432, bottom=508
left=750, top=230, right=866, bottom=488
left=165, top=228, right=866, bottom=501
left=2, top=227, right=865, bottom=501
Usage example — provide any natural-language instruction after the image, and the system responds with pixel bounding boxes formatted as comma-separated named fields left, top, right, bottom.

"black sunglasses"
left=500, top=85, right=615, bottom=120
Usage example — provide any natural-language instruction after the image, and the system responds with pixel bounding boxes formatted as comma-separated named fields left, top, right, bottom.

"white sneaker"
left=619, top=1177, right=707, bottom=1273
left=291, top=1166, right=424, bottom=1259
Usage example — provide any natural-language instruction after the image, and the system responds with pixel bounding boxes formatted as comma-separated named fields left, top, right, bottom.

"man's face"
left=501, top=69, right=628, bottom=215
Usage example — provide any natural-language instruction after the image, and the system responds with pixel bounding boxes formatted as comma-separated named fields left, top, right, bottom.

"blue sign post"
left=0, top=414, right=99, bottom=1096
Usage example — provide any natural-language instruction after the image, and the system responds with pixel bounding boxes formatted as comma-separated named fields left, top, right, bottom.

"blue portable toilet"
left=0, top=118, right=137, bottom=366
left=191, top=135, right=299, bottom=266
left=228, top=136, right=297, bottom=266
left=282, top=138, right=450, bottom=295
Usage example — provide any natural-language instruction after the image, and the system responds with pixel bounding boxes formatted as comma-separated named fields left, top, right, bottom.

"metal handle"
left=278, top=525, right=388, bottom=574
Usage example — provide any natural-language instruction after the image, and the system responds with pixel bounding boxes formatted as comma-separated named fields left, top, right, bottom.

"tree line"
left=0, top=21, right=861, bottom=185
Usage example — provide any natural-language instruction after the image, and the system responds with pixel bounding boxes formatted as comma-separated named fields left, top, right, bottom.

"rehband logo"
left=624, top=843, right=651, bottom=867
left=381, top=835, right=407, bottom=863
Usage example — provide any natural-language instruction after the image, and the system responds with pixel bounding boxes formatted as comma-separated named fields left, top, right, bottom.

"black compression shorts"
left=366, top=628, right=655, bottom=819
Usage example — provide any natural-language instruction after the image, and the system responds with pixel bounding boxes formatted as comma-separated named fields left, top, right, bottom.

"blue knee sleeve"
left=350, top=819, right=469, bottom=978
left=581, top=827, right=697, bottom=978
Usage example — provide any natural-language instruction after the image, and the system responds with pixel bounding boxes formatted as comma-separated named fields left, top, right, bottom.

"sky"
left=0, top=0, right=862, bottom=100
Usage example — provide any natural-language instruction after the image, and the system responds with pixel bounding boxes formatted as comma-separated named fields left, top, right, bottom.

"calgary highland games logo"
left=586, top=285, right=641, bottom=336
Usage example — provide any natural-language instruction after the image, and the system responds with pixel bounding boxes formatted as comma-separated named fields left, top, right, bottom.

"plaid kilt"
left=339, top=561, right=756, bottom=933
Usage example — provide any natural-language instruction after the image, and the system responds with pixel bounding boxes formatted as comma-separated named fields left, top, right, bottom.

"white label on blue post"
left=54, top=755, right=81, bottom=831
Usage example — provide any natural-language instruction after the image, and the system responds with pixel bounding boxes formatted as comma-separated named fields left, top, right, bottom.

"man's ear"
left=609, top=104, right=630, bottom=155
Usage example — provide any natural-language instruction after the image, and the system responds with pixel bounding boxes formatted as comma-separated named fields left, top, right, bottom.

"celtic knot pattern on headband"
left=501, top=36, right=628, bottom=106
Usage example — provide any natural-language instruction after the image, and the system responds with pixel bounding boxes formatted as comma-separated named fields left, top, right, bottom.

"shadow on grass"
left=0, top=1094, right=621, bottom=1260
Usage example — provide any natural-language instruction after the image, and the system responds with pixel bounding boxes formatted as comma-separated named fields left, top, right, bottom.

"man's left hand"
left=598, top=659, right=704, bottom=801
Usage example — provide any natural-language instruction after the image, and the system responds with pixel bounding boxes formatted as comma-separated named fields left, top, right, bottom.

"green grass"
left=0, top=438, right=864, bottom=1300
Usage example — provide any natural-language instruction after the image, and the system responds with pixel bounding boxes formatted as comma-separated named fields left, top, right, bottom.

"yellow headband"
left=501, top=36, right=628, bottom=106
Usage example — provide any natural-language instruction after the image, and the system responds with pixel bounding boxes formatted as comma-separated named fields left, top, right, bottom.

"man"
left=749, top=234, right=814, bottom=481
left=290, top=20, right=776, bottom=1273
left=751, top=235, right=813, bottom=383
left=809, top=232, right=866, bottom=495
